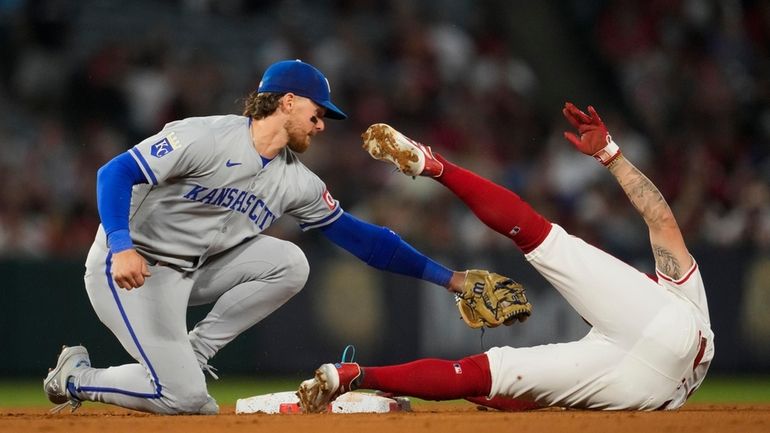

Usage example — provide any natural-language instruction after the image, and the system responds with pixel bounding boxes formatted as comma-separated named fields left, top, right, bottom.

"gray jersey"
left=124, top=114, right=341, bottom=270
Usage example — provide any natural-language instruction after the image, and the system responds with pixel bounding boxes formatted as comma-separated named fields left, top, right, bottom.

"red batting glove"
left=562, top=102, right=621, bottom=166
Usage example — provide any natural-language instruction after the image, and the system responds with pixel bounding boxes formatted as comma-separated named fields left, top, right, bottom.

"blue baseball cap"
left=258, top=59, right=347, bottom=120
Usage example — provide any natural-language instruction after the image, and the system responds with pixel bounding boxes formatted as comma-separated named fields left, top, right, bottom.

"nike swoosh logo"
left=226, top=160, right=242, bottom=167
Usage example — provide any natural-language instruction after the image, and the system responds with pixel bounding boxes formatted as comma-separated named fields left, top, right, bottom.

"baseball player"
left=42, top=60, right=495, bottom=414
left=298, top=103, right=714, bottom=412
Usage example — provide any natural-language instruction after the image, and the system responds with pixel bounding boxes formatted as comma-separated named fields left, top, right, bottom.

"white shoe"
left=43, top=345, right=91, bottom=413
left=296, top=362, right=362, bottom=413
left=362, top=124, right=444, bottom=177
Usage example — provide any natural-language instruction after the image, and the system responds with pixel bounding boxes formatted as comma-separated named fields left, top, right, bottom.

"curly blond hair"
left=242, top=92, right=285, bottom=119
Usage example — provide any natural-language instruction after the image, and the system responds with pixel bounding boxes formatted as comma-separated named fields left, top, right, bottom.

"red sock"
left=434, top=154, right=551, bottom=253
left=360, top=354, right=491, bottom=400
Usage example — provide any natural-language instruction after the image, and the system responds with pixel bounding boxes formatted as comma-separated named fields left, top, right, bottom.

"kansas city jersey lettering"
left=184, top=184, right=277, bottom=229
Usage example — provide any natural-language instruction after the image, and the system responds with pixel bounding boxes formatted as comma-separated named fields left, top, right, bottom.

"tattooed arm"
left=607, top=155, right=692, bottom=278
left=561, top=102, right=692, bottom=278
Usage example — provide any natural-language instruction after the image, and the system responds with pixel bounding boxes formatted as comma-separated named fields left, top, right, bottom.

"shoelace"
left=202, top=363, right=219, bottom=380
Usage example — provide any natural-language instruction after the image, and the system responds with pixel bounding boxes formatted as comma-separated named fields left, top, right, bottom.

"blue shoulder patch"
left=151, top=137, right=175, bottom=158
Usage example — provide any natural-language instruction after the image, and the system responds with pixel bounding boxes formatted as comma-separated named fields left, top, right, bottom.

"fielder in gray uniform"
left=43, top=60, right=477, bottom=414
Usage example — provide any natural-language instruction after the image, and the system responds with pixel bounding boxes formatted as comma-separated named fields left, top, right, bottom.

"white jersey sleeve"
left=656, top=259, right=710, bottom=323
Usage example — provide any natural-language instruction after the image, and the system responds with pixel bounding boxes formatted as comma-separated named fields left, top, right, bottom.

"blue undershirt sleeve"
left=320, top=212, right=453, bottom=287
left=96, top=151, right=148, bottom=253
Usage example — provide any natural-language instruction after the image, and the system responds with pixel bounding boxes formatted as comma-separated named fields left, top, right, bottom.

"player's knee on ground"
left=162, top=385, right=213, bottom=414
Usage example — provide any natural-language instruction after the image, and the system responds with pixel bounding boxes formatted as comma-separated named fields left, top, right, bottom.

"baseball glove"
left=456, top=270, right=531, bottom=329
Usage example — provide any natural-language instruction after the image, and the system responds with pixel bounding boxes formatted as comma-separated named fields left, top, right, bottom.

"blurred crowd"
left=0, top=0, right=768, bottom=260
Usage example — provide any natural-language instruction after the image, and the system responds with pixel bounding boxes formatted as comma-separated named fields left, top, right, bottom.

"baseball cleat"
left=362, top=123, right=444, bottom=177
left=296, top=362, right=362, bottom=413
left=43, top=345, right=91, bottom=413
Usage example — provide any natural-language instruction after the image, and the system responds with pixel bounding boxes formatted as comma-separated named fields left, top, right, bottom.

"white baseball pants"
left=486, top=224, right=708, bottom=410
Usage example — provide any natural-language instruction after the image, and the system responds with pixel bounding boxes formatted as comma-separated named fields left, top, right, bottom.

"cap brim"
left=319, top=100, right=347, bottom=120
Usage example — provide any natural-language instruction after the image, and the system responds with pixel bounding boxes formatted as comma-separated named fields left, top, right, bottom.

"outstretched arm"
left=320, top=212, right=467, bottom=292
left=563, top=103, right=692, bottom=278
left=319, top=213, right=530, bottom=327
left=607, top=155, right=691, bottom=278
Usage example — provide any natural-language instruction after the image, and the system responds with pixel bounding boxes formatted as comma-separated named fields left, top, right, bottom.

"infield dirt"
left=1, top=403, right=768, bottom=433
